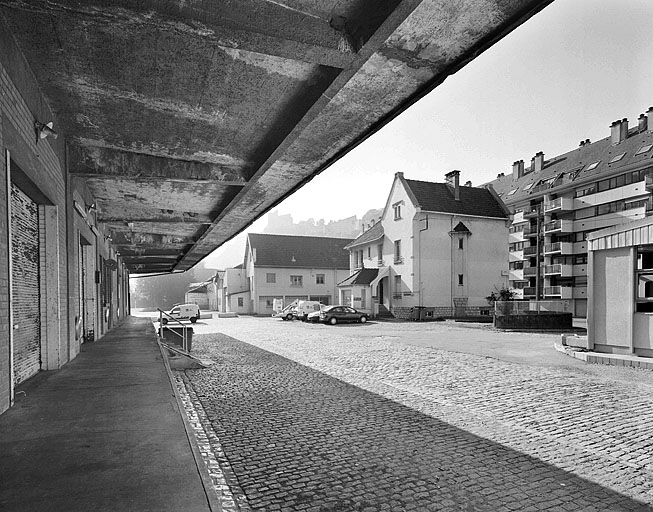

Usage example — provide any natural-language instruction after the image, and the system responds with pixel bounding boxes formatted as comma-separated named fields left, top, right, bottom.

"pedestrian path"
left=0, top=317, right=216, bottom=512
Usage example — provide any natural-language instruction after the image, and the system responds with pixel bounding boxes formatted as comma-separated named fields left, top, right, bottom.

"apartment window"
left=458, top=274, right=464, bottom=286
left=609, top=152, right=626, bottom=164
left=290, top=275, right=303, bottom=287
left=394, top=240, right=403, bottom=263
left=316, top=274, right=325, bottom=285
left=266, top=272, right=276, bottom=283
left=635, top=144, right=653, bottom=156
left=367, top=247, right=371, bottom=259
left=458, top=238, right=464, bottom=250
left=636, top=247, right=653, bottom=312
left=585, top=161, right=600, bottom=171
left=393, top=201, right=403, bottom=220
left=238, top=297, right=244, bottom=307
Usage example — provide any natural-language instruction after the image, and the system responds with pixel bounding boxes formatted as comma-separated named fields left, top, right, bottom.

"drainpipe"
left=418, top=214, right=429, bottom=307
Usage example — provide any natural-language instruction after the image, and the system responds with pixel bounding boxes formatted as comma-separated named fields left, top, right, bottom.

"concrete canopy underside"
left=1, top=0, right=552, bottom=274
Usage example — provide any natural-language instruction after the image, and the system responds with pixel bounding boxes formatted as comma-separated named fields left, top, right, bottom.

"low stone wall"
left=494, top=312, right=573, bottom=330
left=391, top=306, right=489, bottom=321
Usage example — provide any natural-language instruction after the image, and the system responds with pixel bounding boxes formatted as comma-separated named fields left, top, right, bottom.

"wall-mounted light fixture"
left=34, top=120, right=58, bottom=143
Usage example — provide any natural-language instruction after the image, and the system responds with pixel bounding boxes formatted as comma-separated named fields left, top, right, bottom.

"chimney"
left=648, top=107, right=653, bottom=131
left=512, top=159, right=525, bottom=179
left=639, top=113, right=648, bottom=132
left=464, top=181, right=472, bottom=187
left=620, top=118, right=629, bottom=141
left=445, top=170, right=460, bottom=201
left=611, top=119, right=623, bottom=144
left=585, top=139, right=590, bottom=145
left=533, top=152, right=544, bottom=172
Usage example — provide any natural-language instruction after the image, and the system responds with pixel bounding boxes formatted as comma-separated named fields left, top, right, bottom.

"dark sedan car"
left=319, top=305, right=368, bottom=325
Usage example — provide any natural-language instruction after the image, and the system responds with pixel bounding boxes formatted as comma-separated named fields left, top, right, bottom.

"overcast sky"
left=203, top=0, right=653, bottom=267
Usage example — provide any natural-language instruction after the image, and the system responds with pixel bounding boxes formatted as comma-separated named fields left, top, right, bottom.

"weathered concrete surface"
left=1, top=0, right=553, bottom=273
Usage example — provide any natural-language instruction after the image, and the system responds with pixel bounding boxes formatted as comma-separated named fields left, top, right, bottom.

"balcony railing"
left=523, top=287, right=537, bottom=297
left=544, top=219, right=573, bottom=233
left=523, top=246, right=539, bottom=256
left=544, top=196, right=574, bottom=212
left=543, top=286, right=573, bottom=299
left=523, top=266, right=542, bottom=276
left=523, top=205, right=541, bottom=218
left=544, top=264, right=573, bottom=277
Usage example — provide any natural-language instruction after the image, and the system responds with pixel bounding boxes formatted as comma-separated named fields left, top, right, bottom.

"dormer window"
left=585, top=161, right=600, bottom=171
left=636, top=144, right=652, bottom=156
left=609, top=152, right=626, bottom=164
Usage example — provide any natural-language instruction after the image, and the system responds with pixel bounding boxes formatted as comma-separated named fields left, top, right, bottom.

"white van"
left=296, top=300, right=323, bottom=321
left=162, top=303, right=200, bottom=324
left=273, top=300, right=298, bottom=321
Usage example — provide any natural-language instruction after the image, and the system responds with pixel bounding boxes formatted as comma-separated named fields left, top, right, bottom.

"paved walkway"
left=0, top=317, right=215, bottom=512
left=182, top=316, right=653, bottom=511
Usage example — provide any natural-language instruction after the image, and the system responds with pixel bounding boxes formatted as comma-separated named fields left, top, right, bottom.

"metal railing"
left=157, top=308, right=190, bottom=351
left=494, top=300, right=570, bottom=316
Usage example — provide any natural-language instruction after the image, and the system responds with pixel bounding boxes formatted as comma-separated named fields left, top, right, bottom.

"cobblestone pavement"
left=180, top=317, right=653, bottom=511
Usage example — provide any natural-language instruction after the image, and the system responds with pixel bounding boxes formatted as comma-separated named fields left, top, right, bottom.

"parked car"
left=161, top=303, right=200, bottom=324
left=296, top=300, right=324, bottom=321
left=273, top=301, right=298, bottom=321
left=306, top=309, right=322, bottom=323
left=319, top=305, right=368, bottom=325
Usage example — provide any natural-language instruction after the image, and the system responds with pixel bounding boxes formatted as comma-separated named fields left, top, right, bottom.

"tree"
left=486, top=286, right=516, bottom=305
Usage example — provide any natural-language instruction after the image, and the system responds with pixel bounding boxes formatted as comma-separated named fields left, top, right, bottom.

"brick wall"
left=0, top=25, right=68, bottom=413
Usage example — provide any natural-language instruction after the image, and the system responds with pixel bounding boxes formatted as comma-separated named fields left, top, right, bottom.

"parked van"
left=162, top=303, right=200, bottom=324
left=296, top=300, right=323, bottom=321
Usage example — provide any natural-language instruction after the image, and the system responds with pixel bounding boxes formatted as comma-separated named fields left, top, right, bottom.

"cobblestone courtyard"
left=178, top=317, right=653, bottom=511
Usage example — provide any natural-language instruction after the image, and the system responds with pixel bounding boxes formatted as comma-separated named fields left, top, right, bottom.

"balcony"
left=523, top=287, right=537, bottom=297
left=544, top=264, right=573, bottom=277
left=544, top=219, right=574, bottom=234
left=509, top=269, right=525, bottom=281
left=523, top=205, right=541, bottom=218
left=544, top=242, right=574, bottom=255
left=543, top=286, right=573, bottom=299
left=523, top=246, right=539, bottom=257
left=544, top=196, right=574, bottom=213
left=523, top=266, right=542, bottom=277
left=647, top=175, right=653, bottom=190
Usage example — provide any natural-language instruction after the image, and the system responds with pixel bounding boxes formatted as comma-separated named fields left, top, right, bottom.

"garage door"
left=11, top=183, right=41, bottom=384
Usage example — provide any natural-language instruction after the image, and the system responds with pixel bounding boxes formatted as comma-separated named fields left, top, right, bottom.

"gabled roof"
left=403, top=178, right=509, bottom=219
left=247, top=233, right=352, bottom=269
left=488, top=124, right=653, bottom=205
left=345, top=222, right=384, bottom=250
left=451, top=221, right=471, bottom=233
left=338, top=268, right=379, bottom=287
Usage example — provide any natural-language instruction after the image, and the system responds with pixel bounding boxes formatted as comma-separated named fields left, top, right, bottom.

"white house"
left=339, top=171, right=511, bottom=319
left=235, top=234, right=352, bottom=315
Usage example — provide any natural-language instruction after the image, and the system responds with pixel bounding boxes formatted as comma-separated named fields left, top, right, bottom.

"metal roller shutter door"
left=11, top=183, right=41, bottom=384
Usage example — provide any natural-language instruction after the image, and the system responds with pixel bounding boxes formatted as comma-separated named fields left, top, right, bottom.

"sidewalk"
left=0, top=317, right=216, bottom=512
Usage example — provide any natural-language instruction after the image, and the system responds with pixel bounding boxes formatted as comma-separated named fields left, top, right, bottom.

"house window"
left=458, top=238, right=464, bottom=250
left=316, top=274, right=325, bottom=285
left=367, top=247, right=371, bottom=259
left=636, top=247, right=653, bottom=312
left=238, top=297, right=244, bottom=307
left=393, top=202, right=402, bottom=220
left=458, top=274, right=464, bottom=286
left=290, top=275, right=303, bottom=287
left=394, top=240, right=402, bottom=264
left=377, top=244, right=383, bottom=264
left=266, top=272, right=276, bottom=283
left=394, top=275, right=402, bottom=299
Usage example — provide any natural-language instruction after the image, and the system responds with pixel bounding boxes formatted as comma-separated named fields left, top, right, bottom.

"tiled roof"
left=345, top=222, right=384, bottom=249
left=248, top=233, right=352, bottom=269
left=488, top=126, right=653, bottom=205
left=404, top=179, right=508, bottom=219
left=337, top=268, right=379, bottom=286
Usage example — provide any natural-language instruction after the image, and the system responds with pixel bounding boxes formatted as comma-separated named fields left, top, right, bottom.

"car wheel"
left=162, top=318, right=168, bottom=325
left=286, top=313, right=293, bottom=321
left=329, top=317, right=337, bottom=325
left=359, top=316, right=367, bottom=323
left=190, top=317, right=198, bottom=324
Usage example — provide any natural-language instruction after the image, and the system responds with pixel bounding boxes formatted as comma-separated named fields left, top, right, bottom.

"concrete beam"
left=69, top=145, right=248, bottom=183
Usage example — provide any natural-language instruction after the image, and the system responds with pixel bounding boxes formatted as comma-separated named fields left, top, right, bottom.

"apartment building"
left=488, top=107, right=653, bottom=317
